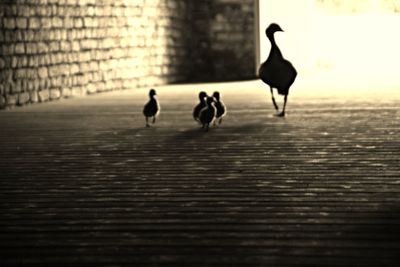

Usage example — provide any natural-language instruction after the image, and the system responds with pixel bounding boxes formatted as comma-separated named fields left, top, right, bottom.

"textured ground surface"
left=1, top=81, right=400, bottom=266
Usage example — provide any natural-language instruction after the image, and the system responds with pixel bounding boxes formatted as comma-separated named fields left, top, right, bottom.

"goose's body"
left=259, top=23, right=297, bottom=116
left=212, top=91, right=226, bottom=124
left=193, top=91, right=208, bottom=123
left=199, top=97, right=216, bottom=132
left=143, top=89, right=160, bottom=127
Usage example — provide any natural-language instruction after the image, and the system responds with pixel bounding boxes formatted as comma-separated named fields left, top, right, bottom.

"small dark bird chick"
left=212, top=91, right=226, bottom=125
left=259, top=23, right=297, bottom=117
left=193, top=91, right=208, bottom=123
left=143, top=89, right=160, bottom=127
left=199, top=96, right=216, bottom=132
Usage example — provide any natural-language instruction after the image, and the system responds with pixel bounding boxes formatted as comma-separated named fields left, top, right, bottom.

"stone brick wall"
left=0, top=0, right=256, bottom=109
left=189, top=0, right=256, bottom=82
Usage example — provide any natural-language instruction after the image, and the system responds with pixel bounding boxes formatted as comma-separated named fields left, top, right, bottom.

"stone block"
left=74, top=18, right=83, bottom=28
left=71, top=86, right=85, bottom=96
left=3, top=18, right=16, bottom=29
left=49, top=53, right=62, bottom=65
left=49, top=42, right=60, bottom=52
left=70, top=64, right=80, bottom=74
left=19, top=5, right=31, bottom=16
left=18, top=92, right=30, bottom=105
left=87, top=6, right=95, bottom=16
left=89, top=62, right=99, bottom=71
left=0, top=58, right=5, bottom=69
left=28, top=56, right=39, bottom=67
left=72, top=41, right=80, bottom=51
left=80, top=51, right=91, bottom=62
left=50, top=89, right=61, bottom=99
left=0, top=95, right=6, bottom=108
left=84, top=17, right=94, bottom=28
left=38, top=89, right=50, bottom=102
left=80, top=39, right=97, bottom=50
left=41, top=18, right=52, bottom=29
left=50, top=77, right=62, bottom=88
left=79, top=62, right=90, bottom=73
left=1, top=45, right=11, bottom=56
left=28, top=18, right=40, bottom=29
left=87, top=84, right=97, bottom=94
left=17, top=56, right=28, bottom=68
left=37, top=42, right=49, bottom=54
left=60, top=41, right=72, bottom=51
left=25, top=43, right=38, bottom=54
left=38, top=67, right=49, bottom=78
left=15, top=43, right=25, bottom=54
left=61, top=87, right=72, bottom=98
left=14, top=69, right=26, bottom=79
left=6, top=94, right=18, bottom=106
left=25, top=30, right=36, bottom=42
left=27, top=80, right=35, bottom=91
left=48, top=65, right=62, bottom=77
left=16, top=18, right=28, bottom=29
left=30, top=91, right=39, bottom=103
left=63, top=17, right=74, bottom=28
left=52, top=17, right=63, bottom=28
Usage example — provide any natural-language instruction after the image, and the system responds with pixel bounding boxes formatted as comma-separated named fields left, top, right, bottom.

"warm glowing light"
left=259, top=0, right=400, bottom=92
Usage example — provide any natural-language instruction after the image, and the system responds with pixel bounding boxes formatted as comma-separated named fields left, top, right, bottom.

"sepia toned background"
left=2, top=0, right=400, bottom=110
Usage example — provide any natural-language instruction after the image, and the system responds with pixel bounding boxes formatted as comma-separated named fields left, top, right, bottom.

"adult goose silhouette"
left=259, top=23, right=297, bottom=117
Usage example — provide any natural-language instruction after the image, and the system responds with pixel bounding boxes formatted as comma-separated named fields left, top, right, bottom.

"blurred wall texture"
left=0, top=0, right=255, bottom=109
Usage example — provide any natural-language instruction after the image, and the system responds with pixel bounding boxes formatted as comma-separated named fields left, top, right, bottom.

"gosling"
left=193, top=91, right=208, bottom=123
left=199, top=96, right=217, bottom=132
left=143, top=89, right=160, bottom=127
left=212, top=91, right=226, bottom=125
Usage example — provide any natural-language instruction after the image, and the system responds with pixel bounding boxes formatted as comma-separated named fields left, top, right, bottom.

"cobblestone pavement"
left=1, top=81, right=400, bottom=266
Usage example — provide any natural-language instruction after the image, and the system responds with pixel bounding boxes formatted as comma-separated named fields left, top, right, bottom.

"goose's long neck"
left=268, top=34, right=283, bottom=59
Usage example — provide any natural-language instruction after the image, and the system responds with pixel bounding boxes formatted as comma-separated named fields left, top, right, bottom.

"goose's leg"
left=219, top=117, right=223, bottom=125
left=152, top=116, right=156, bottom=124
left=145, top=117, right=150, bottom=127
left=270, top=86, right=279, bottom=111
left=277, top=95, right=287, bottom=117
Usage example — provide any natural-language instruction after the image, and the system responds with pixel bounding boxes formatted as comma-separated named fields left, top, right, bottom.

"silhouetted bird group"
left=143, top=89, right=226, bottom=132
left=194, top=91, right=226, bottom=132
left=143, top=23, right=296, bottom=128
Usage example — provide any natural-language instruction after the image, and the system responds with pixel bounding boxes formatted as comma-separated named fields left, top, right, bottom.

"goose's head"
left=206, top=96, right=215, bottom=105
left=199, top=91, right=207, bottom=100
left=266, top=23, right=283, bottom=38
left=212, top=91, right=220, bottom=101
left=149, top=89, right=156, bottom=97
